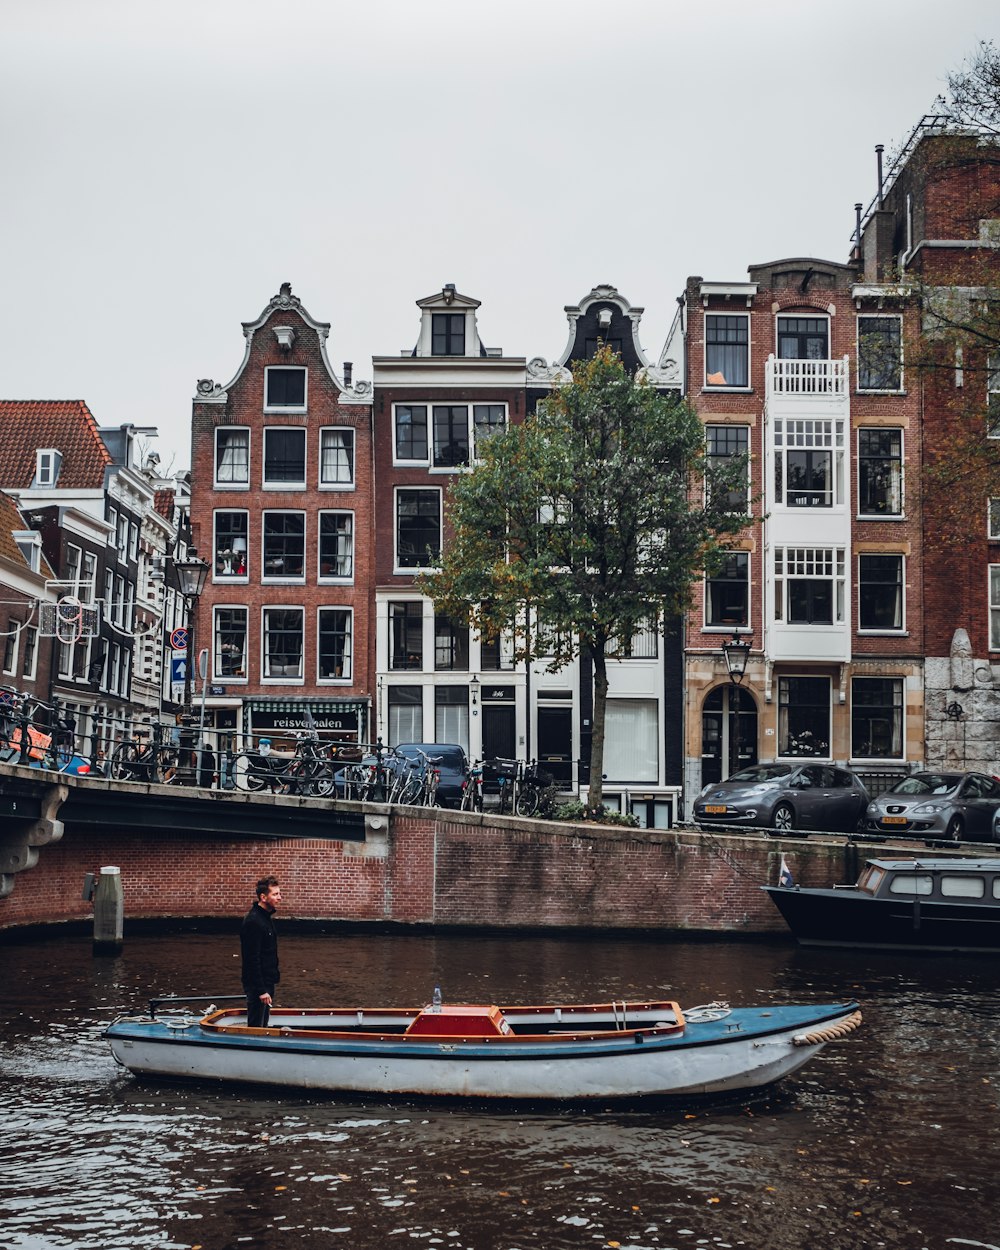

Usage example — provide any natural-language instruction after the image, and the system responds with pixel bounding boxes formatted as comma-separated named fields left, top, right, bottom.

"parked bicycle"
left=110, top=719, right=181, bottom=784
left=232, top=733, right=335, bottom=797
left=513, top=759, right=555, bottom=817
left=460, top=760, right=484, bottom=811
left=0, top=687, right=93, bottom=775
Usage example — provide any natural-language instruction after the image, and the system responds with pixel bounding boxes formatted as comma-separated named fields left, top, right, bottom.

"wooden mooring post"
left=92, top=865, right=124, bottom=956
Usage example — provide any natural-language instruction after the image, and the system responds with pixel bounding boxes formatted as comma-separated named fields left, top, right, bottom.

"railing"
left=767, top=355, right=849, bottom=397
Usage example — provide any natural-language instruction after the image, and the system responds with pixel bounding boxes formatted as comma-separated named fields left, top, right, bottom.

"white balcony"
left=766, top=355, right=848, bottom=398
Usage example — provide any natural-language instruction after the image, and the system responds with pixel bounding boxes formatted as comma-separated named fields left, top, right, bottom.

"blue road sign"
left=171, top=656, right=187, bottom=684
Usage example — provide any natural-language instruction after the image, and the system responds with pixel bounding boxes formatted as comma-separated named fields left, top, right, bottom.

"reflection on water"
left=2, top=928, right=999, bottom=1250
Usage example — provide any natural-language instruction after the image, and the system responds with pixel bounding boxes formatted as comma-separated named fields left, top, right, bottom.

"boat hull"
left=105, top=1002, right=859, bottom=1100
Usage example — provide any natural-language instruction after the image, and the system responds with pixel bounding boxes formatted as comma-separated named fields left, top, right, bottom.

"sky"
left=3, top=0, right=999, bottom=474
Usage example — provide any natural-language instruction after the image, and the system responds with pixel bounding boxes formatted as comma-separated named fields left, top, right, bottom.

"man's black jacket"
left=240, top=902, right=280, bottom=996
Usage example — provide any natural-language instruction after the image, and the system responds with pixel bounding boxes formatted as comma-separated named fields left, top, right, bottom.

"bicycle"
left=110, top=720, right=181, bottom=784
left=232, top=733, right=334, bottom=797
left=460, top=760, right=484, bottom=812
left=514, top=760, right=555, bottom=817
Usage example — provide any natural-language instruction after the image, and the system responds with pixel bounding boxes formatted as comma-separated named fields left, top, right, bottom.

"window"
left=214, top=607, right=248, bottom=680
left=318, top=512, right=353, bottom=580
left=481, top=632, right=515, bottom=671
left=706, top=553, right=749, bottom=628
left=265, top=366, right=306, bottom=410
left=858, top=316, right=902, bottom=391
left=21, top=625, right=37, bottom=680
left=396, top=489, right=441, bottom=568
left=604, top=699, right=658, bottom=781
left=989, top=355, right=1000, bottom=438
left=778, top=676, right=830, bottom=757
left=852, top=677, right=903, bottom=758
left=705, top=314, right=749, bottom=387
left=2, top=628, right=16, bottom=675
left=262, top=607, right=304, bottom=680
left=859, top=554, right=904, bottom=630
left=395, top=406, right=429, bottom=462
left=774, top=418, right=844, bottom=508
left=34, top=448, right=62, bottom=486
left=990, top=499, right=1000, bottom=539
left=319, top=428, right=355, bottom=486
left=262, top=512, right=305, bottom=579
left=388, top=685, right=423, bottom=744
left=435, top=613, right=469, bottom=671
left=432, top=312, right=465, bottom=356
left=390, top=601, right=423, bottom=670
left=214, top=512, right=248, bottom=578
left=941, top=874, right=985, bottom=899
left=858, top=429, right=903, bottom=516
left=777, top=316, right=828, bottom=359
left=990, top=565, right=1000, bottom=649
left=775, top=548, right=845, bottom=625
left=318, top=608, right=352, bottom=681
left=215, top=428, right=250, bottom=486
left=432, top=406, right=469, bottom=468
left=706, top=425, right=749, bottom=512
left=435, top=685, right=469, bottom=751
left=263, top=428, right=306, bottom=485
left=473, top=404, right=505, bottom=451
left=889, top=874, right=933, bottom=897
left=608, top=613, right=659, bottom=659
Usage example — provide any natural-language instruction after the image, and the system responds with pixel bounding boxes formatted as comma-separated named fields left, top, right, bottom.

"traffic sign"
left=171, top=656, right=187, bottom=684
left=170, top=626, right=189, bottom=651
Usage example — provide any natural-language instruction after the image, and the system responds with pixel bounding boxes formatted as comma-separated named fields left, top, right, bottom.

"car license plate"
left=881, top=816, right=908, bottom=825
left=705, top=805, right=728, bottom=814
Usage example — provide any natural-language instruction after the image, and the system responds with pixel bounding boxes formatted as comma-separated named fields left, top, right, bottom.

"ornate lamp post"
left=172, top=548, right=210, bottom=785
left=722, top=633, right=751, bottom=779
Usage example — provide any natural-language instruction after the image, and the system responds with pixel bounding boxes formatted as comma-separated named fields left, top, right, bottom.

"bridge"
left=0, top=761, right=367, bottom=898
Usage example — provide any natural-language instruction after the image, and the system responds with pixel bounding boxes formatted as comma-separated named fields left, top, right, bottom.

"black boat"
left=763, top=857, right=1000, bottom=952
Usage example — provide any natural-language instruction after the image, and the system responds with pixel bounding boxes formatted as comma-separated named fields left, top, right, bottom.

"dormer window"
left=264, top=366, right=307, bottom=411
left=432, top=313, right=465, bottom=356
left=13, top=530, right=41, bottom=573
left=34, top=449, right=62, bottom=487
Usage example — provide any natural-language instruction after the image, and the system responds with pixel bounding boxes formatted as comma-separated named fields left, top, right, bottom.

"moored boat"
left=764, top=856, right=1000, bottom=952
left=104, top=995, right=861, bottom=1100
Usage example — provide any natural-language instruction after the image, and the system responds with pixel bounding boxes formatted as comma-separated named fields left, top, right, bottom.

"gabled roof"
left=153, top=489, right=176, bottom=522
left=0, top=490, right=54, bottom=578
left=0, top=400, right=113, bottom=490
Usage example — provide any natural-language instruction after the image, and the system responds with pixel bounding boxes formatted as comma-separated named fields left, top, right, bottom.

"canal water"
left=2, top=925, right=998, bottom=1250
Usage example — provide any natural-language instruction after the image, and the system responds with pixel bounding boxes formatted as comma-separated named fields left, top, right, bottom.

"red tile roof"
left=0, top=400, right=113, bottom=490
left=0, top=490, right=54, bottom=578
left=153, top=489, right=176, bottom=522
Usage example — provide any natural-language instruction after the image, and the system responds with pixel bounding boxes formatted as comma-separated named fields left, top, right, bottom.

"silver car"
left=693, top=763, right=870, bottom=833
left=864, top=771, right=1000, bottom=841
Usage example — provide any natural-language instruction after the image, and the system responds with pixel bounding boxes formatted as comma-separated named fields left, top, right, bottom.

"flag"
left=779, top=855, right=795, bottom=889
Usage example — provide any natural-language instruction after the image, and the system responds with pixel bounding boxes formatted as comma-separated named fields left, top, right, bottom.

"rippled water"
left=2, top=927, right=999, bottom=1250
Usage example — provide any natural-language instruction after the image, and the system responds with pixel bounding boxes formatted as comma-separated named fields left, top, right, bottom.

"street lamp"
left=172, top=547, right=210, bottom=785
left=722, top=633, right=751, bottom=779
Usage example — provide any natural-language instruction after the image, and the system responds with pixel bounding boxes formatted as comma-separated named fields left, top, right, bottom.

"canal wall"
left=0, top=804, right=878, bottom=936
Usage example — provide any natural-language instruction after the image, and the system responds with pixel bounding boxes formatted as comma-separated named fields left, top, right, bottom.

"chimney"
left=876, top=144, right=884, bottom=209
left=343, top=362, right=353, bottom=387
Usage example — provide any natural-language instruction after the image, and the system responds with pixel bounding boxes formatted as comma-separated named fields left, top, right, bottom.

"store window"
left=778, top=676, right=830, bottom=757
left=851, top=677, right=903, bottom=758
left=388, top=686, right=422, bottom=745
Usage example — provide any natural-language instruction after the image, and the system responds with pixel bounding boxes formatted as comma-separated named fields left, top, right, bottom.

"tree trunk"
left=589, top=646, right=609, bottom=811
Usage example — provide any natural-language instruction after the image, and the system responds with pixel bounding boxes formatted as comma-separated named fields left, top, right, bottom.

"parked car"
left=394, top=743, right=469, bottom=808
left=693, top=763, right=871, bottom=833
left=864, top=771, right=1000, bottom=841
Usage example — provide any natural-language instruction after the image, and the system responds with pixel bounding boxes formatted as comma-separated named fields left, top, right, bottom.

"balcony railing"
left=767, top=355, right=848, bottom=396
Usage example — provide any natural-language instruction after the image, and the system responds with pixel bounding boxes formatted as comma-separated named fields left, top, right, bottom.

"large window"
left=989, top=355, right=1000, bottom=438
left=604, top=699, right=658, bottom=782
left=21, top=625, right=37, bottom=680
left=852, top=677, right=903, bottom=759
left=395, top=406, right=428, bottom=462
left=777, top=316, right=828, bottom=360
left=857, top=316, right=902, bottom=391
left=262, top=512, right=305, bottom=580
left=435, top=685, right=469, bottom=751
left=607, top=613, right=659, bottom=659
left=706, top=424, right=749, bottom=512
left=215, top=428, right=249, bottom=486
left=432, top=312, right=465, bottom=356
left=318, top=608, right=352, bottom=681
left=214, top=511, right=248, bottom=578
left=706, top=553, right=749, bottom=628
left=318, top=512, right=353, bottom=580
left=263, top=428, right=306, bottom=485
left=388, top=686, right=422, bottom=745
left=2, top=629, right=16, bottom=675
left=214, top=607, right=248, bottom=680
left=778, top=676, right=830, bottom=757
left=775, top=548, right=845, bottom=625
left=990, top=499, right=1000, bottom=540
left=432, top=406, right=470, bottom=468
left=319, top=428, right=355, bottom=486
left=262, top=608, right=304, bottom=680
left=265, top=366, right=306, bottom=410
left=705, top=314, right=749, bottom=388
left=859, top=554, right=904, bottom=631
left=858, top=429, right=903, bottom=515
left=396, top=489, right=441, bottom=569
left=434, top=614, right=469, bottom=671
left=473, top=404, right=506, bottom=448
left=990, top=566, right=1000, bottom=649
left=774, top=418, right=844, bottom=508
left=390, top=601, right=423, bottom=670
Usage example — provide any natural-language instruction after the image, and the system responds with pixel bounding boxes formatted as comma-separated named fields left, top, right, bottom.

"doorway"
left=537, top=706, right=573, bottom=785
left=701, top=686, right=758, bottom=786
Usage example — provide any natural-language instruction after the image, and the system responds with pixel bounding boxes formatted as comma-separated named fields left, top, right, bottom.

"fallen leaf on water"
left=337, top=1173, right=351, bottom=1181
left=858, top=1179, right=870, bottom=1185
left=275, top=1185, right=286, bottom=1192
left=896, top=1180, right=913, bottom=1186
left=608, top=1242, right=621, bottom=1248
left=631, top=1205, right=640, bottom=1211
left=852, top=1210, right=863, bottom=1217
left=498, top=1191, right=511, bottom=1197
left=765, top=1187, right=777, bottom=1193
left=708, top=1197, right=720, bottom=1204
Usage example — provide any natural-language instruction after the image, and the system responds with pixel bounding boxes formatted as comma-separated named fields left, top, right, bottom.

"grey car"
left=864, top=771, right=1000, bottom=841
left=693, top=763, right=870, bottom=833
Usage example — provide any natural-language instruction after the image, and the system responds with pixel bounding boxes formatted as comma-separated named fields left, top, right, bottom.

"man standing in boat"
left=241, top=876, right=281, bottom=1028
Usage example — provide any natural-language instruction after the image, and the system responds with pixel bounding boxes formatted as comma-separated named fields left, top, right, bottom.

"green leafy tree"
left=419, top=347, right=751, bottom=810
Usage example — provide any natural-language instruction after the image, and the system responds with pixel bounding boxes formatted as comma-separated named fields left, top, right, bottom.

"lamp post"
left=722, top=633, right=751, bottom=779
left=172, top=548, right=209, bottom=785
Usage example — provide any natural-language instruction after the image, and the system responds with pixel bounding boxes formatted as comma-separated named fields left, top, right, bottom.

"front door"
left=537, top=706, right=572, bottom=785
left=482, top=703, right=516, bottom=762
left=701, top=686, right=758, bottom=785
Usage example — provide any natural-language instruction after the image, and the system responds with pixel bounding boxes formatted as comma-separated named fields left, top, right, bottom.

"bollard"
left=92, top=865, right=124, bottom=956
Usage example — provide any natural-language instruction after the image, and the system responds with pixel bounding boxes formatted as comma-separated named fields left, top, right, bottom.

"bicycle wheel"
left=233, top=752, right=269, bottom=792
left=515, top=786, right=539, bottom=817
left=153, top=745, right=180, bottom=785
left=110, top=742, right=141, bottom=781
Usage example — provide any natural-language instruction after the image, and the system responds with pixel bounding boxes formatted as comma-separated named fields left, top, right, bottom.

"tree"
left=940, top=39, right=1000, bottom=136
left=419, top=347, right=751, bottom=811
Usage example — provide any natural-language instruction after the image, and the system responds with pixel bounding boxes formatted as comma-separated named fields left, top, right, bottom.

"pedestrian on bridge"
left=240, top=876, right=281, bottom=1028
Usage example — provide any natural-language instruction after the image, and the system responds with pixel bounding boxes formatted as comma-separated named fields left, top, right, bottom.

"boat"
left=104, top=995, right=861, bottom=1100
left=764, top=856, right=1000, bottom=952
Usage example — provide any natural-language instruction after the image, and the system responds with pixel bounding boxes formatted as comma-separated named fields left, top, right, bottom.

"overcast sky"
left=3, top=1, right=998, bottom=473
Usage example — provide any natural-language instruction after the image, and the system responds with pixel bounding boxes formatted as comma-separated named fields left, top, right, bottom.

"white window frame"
left=212, top=604, right=249, bottom=684
left=705, top=423, right=750, bottom=514
left=263, top=365, right=308, bottom=413
left=261, top=510, right=307, bottom=583
left=213, top=509, right=250, bottom=582
left=2, top=626, right=18, bottom=676
left=990, top=566, right=1000, bottom=650
left=704, top=312, right=751, bottom=390
left=471, top=404, right=507, bottom=460
left=774, top=547, right=846, bottom=625
left=20, top=624, right=38, bottom=681
left=857, top=426, right=904, bottom=518
left=857, top=553, right=905, bottom=634
left=430, top=404, right=471, bottom=471
left=316, top=606, right=354, bottom=683
left=777, top=675, right=832, bottom=760
left=214, top=427, right=251, bottom=488
left=989, top=355, right=1000, bottom=439
left=317, top=510, right=354, bottom=583
left=318, top=427, right=356, bottom=489
left=856, top=314, right=904, bottom=393
left=704, top=551, right=750, bottom=632
left=394, top=486, right=443, bottom=573
left=261, top=605, right=305, bottom=684
left=989, top=498, right=1000, bottom=540
left=262, top=426, right=307, bottom=489
left=35, top=448, right=62, bottom=487
left=392, top=404, right=430, bottom=466
left=773, top=418, right=845, bottom=509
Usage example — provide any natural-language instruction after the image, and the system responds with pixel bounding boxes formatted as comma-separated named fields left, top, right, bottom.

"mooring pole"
left=92, top=865, right=124, bottom=956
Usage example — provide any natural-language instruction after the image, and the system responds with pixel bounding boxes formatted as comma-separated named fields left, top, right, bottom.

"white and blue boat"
left=104, top=996, right=861, bottom=1100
